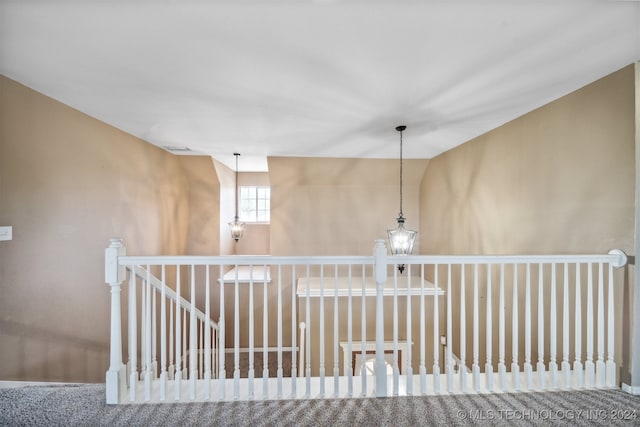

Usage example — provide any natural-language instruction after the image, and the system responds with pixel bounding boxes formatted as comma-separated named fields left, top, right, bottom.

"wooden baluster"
left=606, top=263, right=616, bottom=387
left=277, top=264, right=283, bottom=399
left=537, top=263, right=545, bottom=390
left=214, top=328, right=218, bottom=381
left=374, top=240, right=387, bottom=398
left=218, top=264, right=226, bottom=399
left=446, top=264, right=453, bottom=393
left=473, top=264, right=480, bottom=392
left=175, top=265, right=182, bottom=401
left=211, top=328, right=220, bottom=379
left=249, top=265, right=255, bottom=399
left=347, top=265, right=353, bottom=397
left=160, top=265, right=167, bottom=401
left=199, top=320, right=204, bottom=380
left=299, top=321, right=306, bottom=382
left=574, top=263, right=583, bottom=388
left=562, top=263, right=570, bottom=388
left=140, top=275, right=146, bottom=383
left=432, top=263, right=440, bottom=394
left=585, top=263, right=595, bottom=387
left=421, top=264, right=427, bottom=394
left=262, top=264, right=269, bottom=399
left=139, top=278, right=147, bottom=381
left=204, top=265, right=211, bottom=400
left=233, top=265, right=240, bottom=399
left=142, top=275, right=148, bottom=387
left=393, top=266, right=399, bottom=396
left=550, top=263, right=558, bottom=389
left=361, top=267, right=367, bottom=397
left=189, top=265, right=197, bottom=400
left=169, top=272, right=174, bottom=380
left=460, top=264, right=467, bottom=393
left=305, top=265, right=311, bottom=397
left=290, top=265, right=297, bottom=398
left=524, top=263, right=532, bottom=390
left=498, top=263, right=506, bottom=390
left=596, top=262, right=605, bottom=387
left=485, top=264, right=493, bottom=392
left=182, top=305, right=187, bottom=379
left=128, top=268, right=137, bottom=402
left=511, top=264, right=520, bottom=391
left=319, top=265, right=325, bottom=397
left=142, top=265, right=153, bottom=402
left=334, top=264, right=340, bottom=397
left=406, top=264, right=413, bottom=396
left=152, top=283, right=157, bottom=380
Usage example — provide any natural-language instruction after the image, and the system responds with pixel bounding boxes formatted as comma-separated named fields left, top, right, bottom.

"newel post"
left=374, top=239, right=388, bottom=397
left=105, top=238, right=126, bottom=404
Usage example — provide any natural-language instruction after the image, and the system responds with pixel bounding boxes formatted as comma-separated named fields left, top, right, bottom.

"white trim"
left=622, top=383, right=640, bottom=394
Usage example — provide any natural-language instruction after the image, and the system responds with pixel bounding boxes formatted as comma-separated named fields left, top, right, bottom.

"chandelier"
left=387, top=125, right=417, bottom=273
left=228, top=153, right=245, bottom=242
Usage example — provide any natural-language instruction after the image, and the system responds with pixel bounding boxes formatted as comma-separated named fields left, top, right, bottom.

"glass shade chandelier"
left=228, top=153, right=245, bottom=242
left=387, top=125, right=417, bottom=273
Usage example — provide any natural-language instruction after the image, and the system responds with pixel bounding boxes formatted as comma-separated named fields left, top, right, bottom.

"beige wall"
left=269, top=156, right=428, bottom=256
left=420, top=66, right=635, bottom=375
left=0, top=76, right=218, bottom=382
left=421, top=66, right=634, bottom=256
left=179, top=156, right=220, bottom=255
left=212, top=158, right=235, bottom=256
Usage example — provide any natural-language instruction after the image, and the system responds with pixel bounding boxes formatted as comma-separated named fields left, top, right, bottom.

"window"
left=239, top=186, right=270, bottom=223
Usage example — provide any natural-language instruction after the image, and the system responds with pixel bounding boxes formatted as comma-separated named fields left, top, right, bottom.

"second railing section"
left=105, top=239, right=627, bottom=403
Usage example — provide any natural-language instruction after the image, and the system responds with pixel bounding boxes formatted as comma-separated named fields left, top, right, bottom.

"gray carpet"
left=2, top=384, right=640, bottom=426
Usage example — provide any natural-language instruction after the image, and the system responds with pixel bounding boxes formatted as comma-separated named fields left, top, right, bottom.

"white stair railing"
left=123, top=264, right=219, bottom=403
left=105, top=238, right=628, bottom=404
left=129, top=265, right=219, bottom=333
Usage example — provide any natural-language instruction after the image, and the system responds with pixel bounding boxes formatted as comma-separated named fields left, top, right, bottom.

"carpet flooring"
left=2, top=383, right=640, bottom=426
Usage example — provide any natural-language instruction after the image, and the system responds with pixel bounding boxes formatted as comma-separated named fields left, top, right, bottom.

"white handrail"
left=129, top=265, right=218, bottom=331
left=392, top=253, right=628, bottom=266
left=121, top=255, right=374, bottom=266
left=118, top=252, right=627, bottom=268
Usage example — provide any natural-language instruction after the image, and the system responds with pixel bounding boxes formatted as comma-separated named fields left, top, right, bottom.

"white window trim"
left=239, top=185, right=270, bottom=223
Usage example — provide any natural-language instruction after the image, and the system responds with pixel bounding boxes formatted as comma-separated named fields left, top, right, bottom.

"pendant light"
left=228, top=153, right=245, bottom=242
left=387, top=125, right=417, bottom=273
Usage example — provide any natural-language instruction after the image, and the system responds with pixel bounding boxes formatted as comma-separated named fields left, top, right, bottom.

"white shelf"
left=296, top=276, right=444, bottom=298
left=218, top=265, right=271, bottom=284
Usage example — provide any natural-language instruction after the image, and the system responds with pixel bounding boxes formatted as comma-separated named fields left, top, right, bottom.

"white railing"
left=125, top=264, right=220, bottom=402
left=105, top=238, right=627, bottom=404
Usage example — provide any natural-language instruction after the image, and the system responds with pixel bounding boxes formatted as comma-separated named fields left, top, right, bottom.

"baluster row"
left=383, top=260, right=618, bottom=395
left=119, top=258, right=620, bottom=402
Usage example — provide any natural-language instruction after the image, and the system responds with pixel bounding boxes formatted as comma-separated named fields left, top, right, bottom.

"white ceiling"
left=1, top=1, right=639, bottom=171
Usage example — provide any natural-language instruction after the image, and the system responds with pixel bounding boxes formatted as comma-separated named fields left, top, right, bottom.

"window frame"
left=239, top=185, right=271, bottom=224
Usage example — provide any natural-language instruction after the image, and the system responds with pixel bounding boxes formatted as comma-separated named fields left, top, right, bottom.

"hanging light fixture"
left=387, top=125, right=417, bottom=273
left=228, top=153, right=245, bottom=242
